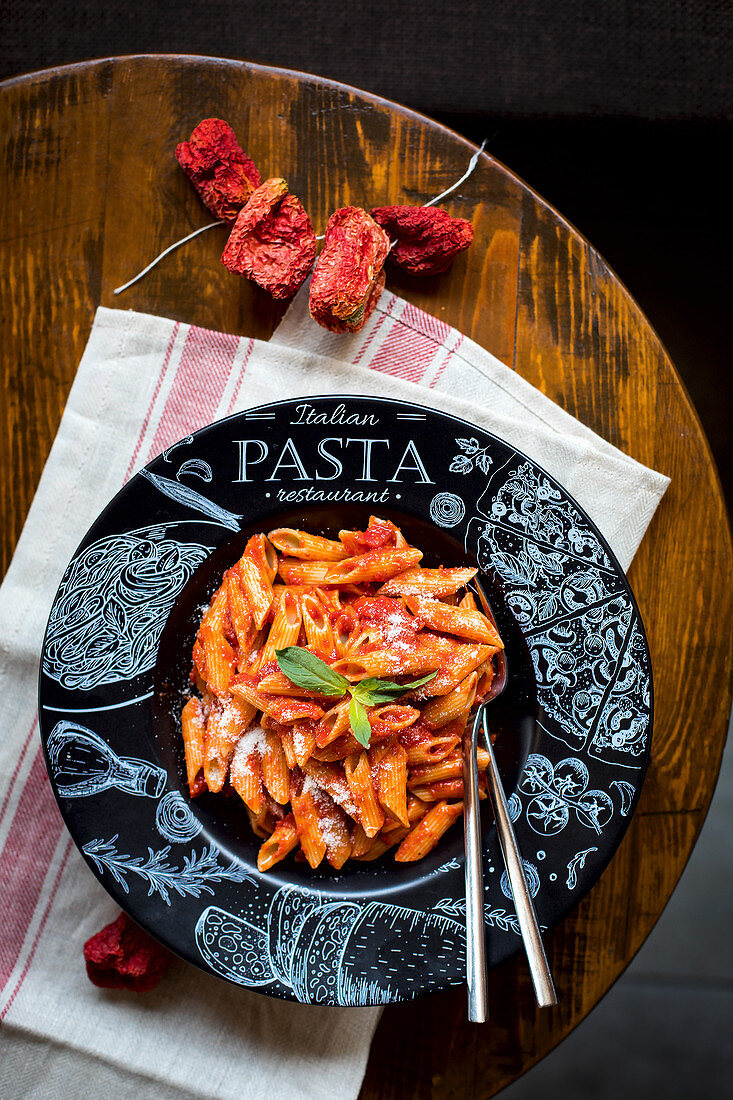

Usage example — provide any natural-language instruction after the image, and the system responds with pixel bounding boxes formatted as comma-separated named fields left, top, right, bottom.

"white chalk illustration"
left=464, top=458, right=651, bottom=770
left=429, top=492, right=466, bottom=527
left=500, top=859, right=540, bottom=901
left=141, top=469, right=242, bottom=529
left=449, top=437, right=493, bottom=476
left=566, top=847, right=598, bottom=889
left=155, top=791, right=203, bottom=843
left=176, top=458, right=213, bottom=482
left=83, top=836, right=252, bottom=905
left=610, top=779, right=635, bottom=816
left=196, top=887, right=469, bottom=1005
left=47, top=720, right=166, bottom=798
left=44, top=524, right=210, bottom=690
left=518, top=754, right=614, bottom=835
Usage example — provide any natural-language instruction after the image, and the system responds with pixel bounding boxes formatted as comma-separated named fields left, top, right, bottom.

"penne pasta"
left=301, top=592, right=337, bottom=657
left=229, top=726, right=267, bottom=812
left=277, top=560, right=333, bottom=585
left=378, top=566, right=477, bottom=598
left=180, top=517, right=503, bottom=870
left=344, top=751, right=385, bottom=837
left=369, top=740, right=409, bottom=826
left=325, top=547, right=422, bottom=585
left=405, top=595, right=504, bottom=647
left=421, top=671, right=479, bottom=728
left=258, top=590, right=302, bottom=667
left=181, top=697, right=205, bottom=796
left=262, top=730, right=290, bottom=804
left=235, top=552, right=274, bottom=629
left=394, top=800, right=464, bottom=861
left=257, top=813, right=299, bottom=871
left=268, top=528, right=348, bottom=561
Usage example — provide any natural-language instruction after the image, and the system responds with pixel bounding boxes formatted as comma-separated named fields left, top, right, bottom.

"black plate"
left=39, top=395, right=652, bottom=1005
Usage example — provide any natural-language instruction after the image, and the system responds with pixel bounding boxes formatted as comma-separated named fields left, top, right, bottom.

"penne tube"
left=257, top=813, right=299, bottom=872
left=378, top=567, right=477, bottom=598
left=230, top=676, right=325, bottom=724
left=290, top=775, right=327, bottom=868
left=369, top=740, right=409, bottom=826
left=303, top=758, right=359, bottom=817
left=325, top=547, right=422, bottom=585
left=332, top=639, right=449, bottom=680
left=319, top=801, right=352, bottom=869
left=277, top=560, right=333, bottom=585
left=411, top=779, right=465, bottom=802
left=257, top=670, right=327, bottom=698
left=338, top=517, right=400, bottom=555
left=229, top=728, right=266, bottom=812
left=349, top=823, right=374, bottom=858
left=352, top=836, right=394, bottom=862
left=202, top=697, right=252, bottom=792
left=402, top=730, right=462, bottom=766
left=344, top=751, right=385, bottom=837
left=301, top=592, right=337, bottom=657
left=394, top=800, right=464, bottom=862
left=421, top=671, right=478, bottom=728
left=181, top=697, right=205, bottom=797
left=226, top=569, right=254, bottom=659
left=410, top=643, right=493, bottom=699
left=368, top=704, right=420, bottom=739
left=258, top=590, right=302, bottom=666
left=405, top=595, right=504, bottom=647
left=235, top=553, right=274, bottom=629
left=407, top=751, right=463, bottom=787
left=268, top=528, right=348, bottom=561
left=476, top=656, right=495, bottom=699
left=245, top=534, right=280, bottom=583
left=197, top=583, right=236, bottom=695
left=459, top=590, right=478, bottom=612
left=316, top=698, right=352, bottom=746
left=262, top=731, right=290, bottom=804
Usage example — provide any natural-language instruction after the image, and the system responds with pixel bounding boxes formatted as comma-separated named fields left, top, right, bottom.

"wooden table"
left=1, top=56, right=731, bottom=1097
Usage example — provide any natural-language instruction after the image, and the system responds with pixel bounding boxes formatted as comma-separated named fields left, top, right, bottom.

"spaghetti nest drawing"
left=44, top=525, right=209, bottom=690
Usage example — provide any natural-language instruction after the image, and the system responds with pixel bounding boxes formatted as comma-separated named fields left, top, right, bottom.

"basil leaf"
left=275, top=647, right=350, bottom=696
left=349, top=694, right=372, bottom=748
left=352, top=671, right=438, bottom=707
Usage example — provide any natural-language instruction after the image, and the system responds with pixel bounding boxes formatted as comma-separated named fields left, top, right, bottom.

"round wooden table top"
left=1, top=55, right=731, bottom=1097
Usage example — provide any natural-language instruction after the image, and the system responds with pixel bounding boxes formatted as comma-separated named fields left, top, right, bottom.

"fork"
left=462, top=581, right=558, bottom=1021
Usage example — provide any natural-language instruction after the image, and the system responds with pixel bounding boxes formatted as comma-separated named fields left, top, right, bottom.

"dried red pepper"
left=370, top=205, right=473, bottom=276
left=221, top=177, right=317, bottom=299
left=310, top=207, right=390, bottom=333
left=84, top=912, right=171, bottom=992
left=176, top=118, right=261, bottom=222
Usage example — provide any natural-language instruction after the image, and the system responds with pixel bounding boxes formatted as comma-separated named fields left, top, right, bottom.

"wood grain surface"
left=1, top=56, right=731, bottom=1097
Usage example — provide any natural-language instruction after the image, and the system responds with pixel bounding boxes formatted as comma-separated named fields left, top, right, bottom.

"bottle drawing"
left=47, top=720, right=167, bottom=799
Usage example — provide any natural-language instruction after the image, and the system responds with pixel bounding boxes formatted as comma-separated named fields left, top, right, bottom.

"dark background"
left=1, top=2, right=730, bottom=506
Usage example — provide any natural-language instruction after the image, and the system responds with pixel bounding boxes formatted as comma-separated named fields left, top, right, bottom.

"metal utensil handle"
left=479, top=705, right=558, bottom=1008
left=463, top=723, right=488, bottom=1022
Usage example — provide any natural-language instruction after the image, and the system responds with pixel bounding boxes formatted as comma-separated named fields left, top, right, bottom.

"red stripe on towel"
left=0, top=752, right=67, bottom=992
left=145, top=325, right=240, bottom=462
left=123, top=322, right=181, bottom=482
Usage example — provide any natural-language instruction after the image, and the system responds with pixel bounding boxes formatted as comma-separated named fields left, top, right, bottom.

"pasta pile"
left=180, top=517, right=503, bottom=870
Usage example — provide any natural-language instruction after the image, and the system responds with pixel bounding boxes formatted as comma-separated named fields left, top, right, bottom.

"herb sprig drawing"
left=83, top=836, right=251, bottom=905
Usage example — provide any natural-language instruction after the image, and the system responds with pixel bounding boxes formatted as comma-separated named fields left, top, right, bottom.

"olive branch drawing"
left=432, top=896, right=521, bottom=935
left=450, top=437, right=493, bottom=476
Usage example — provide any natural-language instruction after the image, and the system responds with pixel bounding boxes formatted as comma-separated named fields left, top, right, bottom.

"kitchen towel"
left=0, top=291, right=669, bottom=1099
